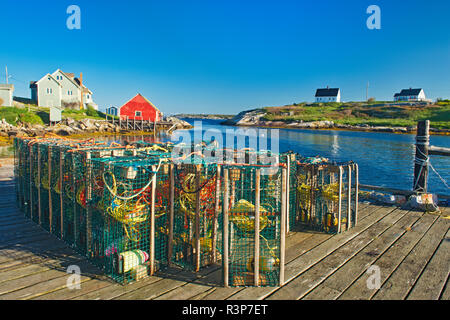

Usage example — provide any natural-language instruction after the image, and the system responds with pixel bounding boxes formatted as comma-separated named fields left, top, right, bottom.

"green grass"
left=62, top=105, right=106, bottom=120
left=0, top=106, right=45, bottom=125
left=0, top=105, right=107, bottom=126
left=261, top=102, right=450, bottom=129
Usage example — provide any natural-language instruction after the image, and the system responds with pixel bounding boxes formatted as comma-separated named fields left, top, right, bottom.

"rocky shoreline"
left=0, top=117, right=192, bottom=139
left=221, top=109, right=450, bottom=135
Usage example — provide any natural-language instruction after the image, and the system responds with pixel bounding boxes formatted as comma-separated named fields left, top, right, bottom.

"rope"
left=102, top=158, right=166, bottom=201
left=414, top=146, right=450, bottom=191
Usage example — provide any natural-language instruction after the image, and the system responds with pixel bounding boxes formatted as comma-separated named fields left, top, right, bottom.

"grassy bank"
left=0, top=105, right=107, bottom=125
left=261, top=100, right=450, bottom=129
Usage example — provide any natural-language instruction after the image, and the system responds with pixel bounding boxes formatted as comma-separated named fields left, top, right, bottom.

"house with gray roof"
left=0, top=84, right=14, bottom=107
left=315, top=87, right=341, bottom=102
left=394, top=88, right=427, bottom=102
left=30, top=69, right=97, bottom=109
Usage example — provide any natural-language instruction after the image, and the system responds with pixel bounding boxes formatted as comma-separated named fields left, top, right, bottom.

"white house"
left=30, top=69, right=97, bottom=109
left=0, top=84, right=14, bottom=107
left=394, top=88, right=427, bottom=102
left=315, top=87, right=341, bottom=103
left=30, top=74, right=62, bottom=108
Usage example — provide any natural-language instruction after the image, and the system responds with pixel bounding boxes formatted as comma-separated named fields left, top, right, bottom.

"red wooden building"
left=119, top=93, right=162, bottom=121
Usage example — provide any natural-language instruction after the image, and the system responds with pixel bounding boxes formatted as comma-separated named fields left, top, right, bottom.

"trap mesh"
left=224, top=164, right=284, bottom=287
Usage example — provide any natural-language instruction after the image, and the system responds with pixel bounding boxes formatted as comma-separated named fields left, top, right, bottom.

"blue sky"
left=1, top=0, right=449, bottom=114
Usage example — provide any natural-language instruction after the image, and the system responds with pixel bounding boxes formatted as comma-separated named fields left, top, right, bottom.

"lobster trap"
left=88, top=158, right=170, bottom=283
left=222, top=164, right=287, bottom=287
left=171, top=161, right=222, bottom=271
left=294, top=159, right=359, bottom=234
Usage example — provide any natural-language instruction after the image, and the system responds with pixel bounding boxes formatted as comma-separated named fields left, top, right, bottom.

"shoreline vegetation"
left=217, top=100, right=450, bottom=135
left=0, top=104, right=192, bottom=146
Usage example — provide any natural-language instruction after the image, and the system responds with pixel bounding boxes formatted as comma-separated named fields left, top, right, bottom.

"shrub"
left=86, top=105, right=100, bottom=117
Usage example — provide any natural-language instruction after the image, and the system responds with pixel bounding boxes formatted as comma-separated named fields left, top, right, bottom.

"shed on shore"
left=119, top=93, right=162, bottom=121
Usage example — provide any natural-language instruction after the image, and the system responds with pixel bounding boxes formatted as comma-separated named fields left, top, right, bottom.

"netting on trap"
left=14, top=138, right=30, bottom=216
left=294, top=159, right=359, bottom=234
left=222, top=164, right=286, bottom=287
left=171, top=161, right=222, bottom=271
left=89, top=158, right=170, bottom=284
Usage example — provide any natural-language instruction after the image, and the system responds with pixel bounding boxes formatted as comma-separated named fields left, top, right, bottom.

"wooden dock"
left=104, top=118, right=175, bottom=132
left=0, top=163, right=448, bottom=300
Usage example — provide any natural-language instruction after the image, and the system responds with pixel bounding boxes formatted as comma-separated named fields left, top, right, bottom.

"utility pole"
left=366, top=81, right=369, bottom=101
left=5, top=66, right=8, bottom=84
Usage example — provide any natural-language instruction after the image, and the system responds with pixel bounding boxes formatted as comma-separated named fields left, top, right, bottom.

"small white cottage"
left=394, top=88, right=427, bottom=102
left=315, top=87, right=341, bottom=103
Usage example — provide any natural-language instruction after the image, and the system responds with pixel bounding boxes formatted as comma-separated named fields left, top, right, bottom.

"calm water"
left=165, top=119, right=449, bottom=195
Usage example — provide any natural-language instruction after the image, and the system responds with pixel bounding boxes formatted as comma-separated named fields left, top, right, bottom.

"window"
left=135, top=111, right=142, bottom=117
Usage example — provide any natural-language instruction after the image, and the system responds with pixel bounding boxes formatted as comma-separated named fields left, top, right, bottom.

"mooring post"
left=413, top=120, right=430, bottom=192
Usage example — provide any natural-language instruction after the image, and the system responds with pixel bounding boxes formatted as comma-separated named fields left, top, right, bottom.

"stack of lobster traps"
left=13, top=136, right=358, bottom=287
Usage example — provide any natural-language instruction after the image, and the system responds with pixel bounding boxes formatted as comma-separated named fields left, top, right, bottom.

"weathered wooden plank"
left=302, top=209, right=423, bottom=300
left=0, top=231, right=50, bottom=250
left=114, top=277, right=188, bottom=300
left=0, top=217, right=26, bottom=225
left=267, top=207, right=407, bottom=299
left=114, top=266, right=218, bottom=300
left=189, top=287, right=216, bottom=300
left=0, top=221, right=37, bottom=232
left=0, top=259, right=96, bottom=299
left=73, top=276, right=161, bottom=300
left=373, top=216, right=450, bottom=300
left=154, top=264, right=223, bottom=300
left=406, top=227, right=450, bottom=300
left=0, top=243, right=79, bottom=270
left=0, top=264, right=53, bottom=283
left=227, top=205, right=396, bottom=300
left=0, top=273, right=92, bottom=300
left=338, top=213, right=438, bottom=300
left=0, top=237, right=70, bottom=261
left=32, top=278, right=114, bottom=300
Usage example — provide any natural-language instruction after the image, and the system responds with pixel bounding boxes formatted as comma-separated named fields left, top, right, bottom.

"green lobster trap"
left=170, top=161, right=222, bottom=271
left=87, top=154, right=172, bottom=284
left=294, top=159, right=359, bottom=234
left=222, top=164, right=287, bottom=287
